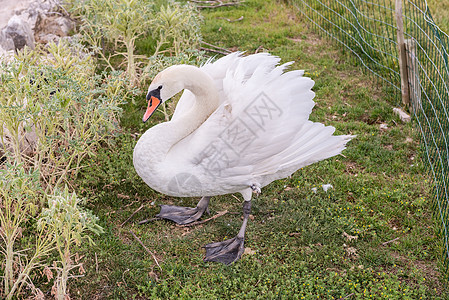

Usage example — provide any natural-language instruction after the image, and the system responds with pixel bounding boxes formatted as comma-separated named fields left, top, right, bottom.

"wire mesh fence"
left=293, top=0, right=449, bottom=273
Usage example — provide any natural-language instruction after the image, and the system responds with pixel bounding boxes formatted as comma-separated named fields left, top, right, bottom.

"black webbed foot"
left=203, top=236, right=245, bottom=265
left=157, top=205, right=204, bottom=225
left=156, top=196, right=211, bottom=225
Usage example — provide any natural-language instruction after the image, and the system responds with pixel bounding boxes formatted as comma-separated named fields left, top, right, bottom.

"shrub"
left=38, top=187, right=103, bottom=299
left=0, top=163, right=48, bottom=299
left=0, top=40, right=128, bottom=192
left=0, top=40, right=125, bottom=298
left=68, top=0, right=203, bottom=87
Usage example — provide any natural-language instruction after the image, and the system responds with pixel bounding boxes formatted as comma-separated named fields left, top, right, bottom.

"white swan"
left=133, top=52, right=353, bottom=264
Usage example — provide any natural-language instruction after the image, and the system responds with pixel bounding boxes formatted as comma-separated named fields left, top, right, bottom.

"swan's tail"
left=283, top=124, right=352, bottom=170
left=255, top=123, right=354, bottom=186
left=223, top=55, right=356, bottom=186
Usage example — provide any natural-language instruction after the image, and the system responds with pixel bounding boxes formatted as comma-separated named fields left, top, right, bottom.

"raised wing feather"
left=169, top=53, right=351, bottom=191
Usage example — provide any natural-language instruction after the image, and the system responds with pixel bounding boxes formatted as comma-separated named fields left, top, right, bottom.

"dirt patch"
left=288, top=32, right=322, bottom=46
left=343, top=160, right=365, bottom=175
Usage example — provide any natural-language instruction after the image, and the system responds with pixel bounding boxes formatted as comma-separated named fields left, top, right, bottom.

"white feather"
left=134, top=52, right=354, bottom=200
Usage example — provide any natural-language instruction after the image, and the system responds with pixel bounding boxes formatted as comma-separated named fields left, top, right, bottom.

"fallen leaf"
left=342, top=231, right=358, bottom=242
left=149, top=271, right=159, bottom=282
left=243, top=247, right=256, bottom=256
left=345, top=247, right=358, bottom=258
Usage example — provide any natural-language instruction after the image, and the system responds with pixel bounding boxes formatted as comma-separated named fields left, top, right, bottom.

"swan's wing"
left=172, top=52, right=279, bottom=120
left=170, top=53, right=352, bottom=190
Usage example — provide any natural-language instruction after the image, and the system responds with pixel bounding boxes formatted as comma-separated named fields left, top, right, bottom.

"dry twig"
left=382, top=237, right=400, bottom=246
left=120, top=205, right=144, bottom=227
left=190, top=0, right=243, bottom=9
left=129, top=230, right=162, bottom=271
left=200, top=47, right=230, bottom=55
left=179, top=210, right=228, bottom=227
left=95, top=252, right=98, bottom=273
left=218, top=16, right=244, bottom=22
left=138, top=217, right=161, bottom=225
left=201, top=41, right=232, bottom=53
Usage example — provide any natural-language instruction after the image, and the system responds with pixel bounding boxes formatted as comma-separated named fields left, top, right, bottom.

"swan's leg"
left=156, top=196, right=211, bottom=225
left=203, top=198, right=251, bottom=265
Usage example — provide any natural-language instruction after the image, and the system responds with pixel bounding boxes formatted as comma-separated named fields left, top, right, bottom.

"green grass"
left=427, top=0, right=449, bottom=34
left=72, top=0, right=447, bottom=298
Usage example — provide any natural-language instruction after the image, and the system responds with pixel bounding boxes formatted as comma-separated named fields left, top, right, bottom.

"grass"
left=72, top=0, right=447, bottom=298
left=427, top=0, right=449, bottom=34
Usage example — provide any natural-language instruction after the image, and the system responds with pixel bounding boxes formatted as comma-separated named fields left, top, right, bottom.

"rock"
left=0, top=122, right=38, bottom=158
left=393, top=107, right=411, bottom=123
left=34, top=14, right=75, bottom=44
left=0, top=0, right=35, bottom=30
left=4, top=15, right=35, bottom=50
left=0, top=30, right=15, bottom=51
left=0, top=1, right=74, bottom=52
left=37, top=33, right=60, bottom=44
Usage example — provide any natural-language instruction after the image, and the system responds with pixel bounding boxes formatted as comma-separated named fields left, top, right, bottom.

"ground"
left=69, top=0, right=448, bottom=298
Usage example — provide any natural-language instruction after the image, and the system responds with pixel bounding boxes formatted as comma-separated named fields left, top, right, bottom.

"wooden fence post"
left=396, top=0, right=410, bottom=108
left=405, top=39, right=422, bottom=113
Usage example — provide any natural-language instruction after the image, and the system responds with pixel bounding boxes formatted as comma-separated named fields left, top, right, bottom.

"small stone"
left=393, top=108, right=411, bottom=122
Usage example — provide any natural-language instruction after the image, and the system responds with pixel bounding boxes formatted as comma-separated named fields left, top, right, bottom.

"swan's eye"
left=158, top=85, right=163, bottom=90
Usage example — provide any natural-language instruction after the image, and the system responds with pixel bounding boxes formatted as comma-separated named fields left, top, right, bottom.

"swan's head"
left=143, top=65, right=191, bottom=122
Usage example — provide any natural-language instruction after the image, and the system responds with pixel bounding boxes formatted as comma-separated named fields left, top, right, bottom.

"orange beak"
left=143, top=96, right=162, bottom=122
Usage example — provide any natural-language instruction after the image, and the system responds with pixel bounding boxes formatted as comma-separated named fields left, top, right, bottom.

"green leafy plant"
left=0, top=40, right=128, bottom=193
left=68, top=0, right=203, bottom=87
left=38, top=187, right=103, bottom=300
left=152, top=3, right=202, bottom=57
left=0, top=40, right=125, bottom=298
left=0, top=163, right=53, bottom=299
left=70, top=0, right=154, bottom=87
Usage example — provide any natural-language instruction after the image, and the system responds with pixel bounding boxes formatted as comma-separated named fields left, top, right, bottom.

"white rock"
left=393, top=107, right=411, bottom=123
left=4, top=15, right=35, bottom=50
left=0, top=30, right=15, bottom=51
left=0, top=0, right=35, bottom=30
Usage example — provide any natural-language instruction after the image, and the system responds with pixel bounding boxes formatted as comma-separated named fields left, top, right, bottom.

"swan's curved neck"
left=171, top=66, right=219, bottom=139
left=136, top=66, right=219, bottom=162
